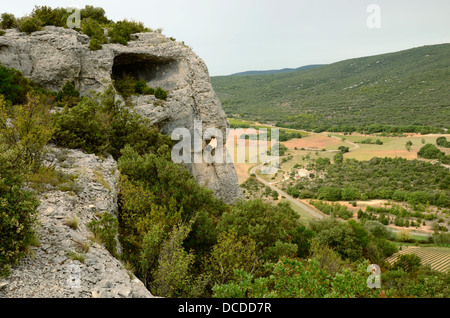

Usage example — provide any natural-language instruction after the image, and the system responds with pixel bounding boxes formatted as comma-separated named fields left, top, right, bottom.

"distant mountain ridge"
left=230, top=64, right=325, bottom=76
left=211, top=43, right=450, bottom=133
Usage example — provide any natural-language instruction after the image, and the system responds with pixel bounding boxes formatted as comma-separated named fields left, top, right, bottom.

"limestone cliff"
left=0, top=26, right=242, bottom=204
left=0, top=147, right=153, bottom=298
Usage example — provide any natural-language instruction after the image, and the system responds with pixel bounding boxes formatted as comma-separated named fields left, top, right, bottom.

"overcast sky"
left=2, top=0, right=450, bottom=76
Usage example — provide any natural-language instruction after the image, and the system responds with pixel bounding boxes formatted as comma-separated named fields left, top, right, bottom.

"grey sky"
left=2, top=0, right=450, bottom=76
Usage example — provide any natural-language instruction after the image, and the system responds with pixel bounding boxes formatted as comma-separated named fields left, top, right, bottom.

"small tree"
left=0, top=143, right=39, bottom=276
left=334, top=152, right=343, bottom=164
left=154, top=87, right=168, bottom=100
left=397, top=229, right=411, bottom=242
left=0, top=13, right=17, bottom=29
left=206, top=229, right=260, bottom=286
left=17, top=16, right=42, bottom=34
left=56, top=81, right=80, bottom=107
left=405, top=140, right=412, bottom=152
left=392, top=254, right=421, bottom=272
left=0, top=93, right=54, bottom=171
left=151, top=223, right=207, bottom=298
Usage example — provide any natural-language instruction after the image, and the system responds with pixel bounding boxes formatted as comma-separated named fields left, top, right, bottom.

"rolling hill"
left=230, top=64, right=324, bottom=76
left=211, top=43, right=450, bottom=133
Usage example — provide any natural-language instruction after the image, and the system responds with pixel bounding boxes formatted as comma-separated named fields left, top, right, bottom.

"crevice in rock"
left=112, top=53, right=178, bottom=85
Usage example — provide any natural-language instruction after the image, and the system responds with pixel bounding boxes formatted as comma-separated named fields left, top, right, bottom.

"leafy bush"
left=117, top=144, right=227, bottom=294
left=205, top=229, right=260, bottom=286
left=212, top=257, right=376, bottom=298
left=0, top=64, right=36, bottom=105
left=114, top=74, right=136, bottom=98
left=108, top=19, right=150, bottom=45
left=309, top=200, right=353, bottom=220
left=51, top=85, right=170, bottom=159
left=333, top=152, right=343, bottom=164
left=135, top=80, right=154, bottom=95
left=308, top=218, right=369, bottom=262
left=418, top=143, right=445, bottom=159
left=81, top=17, right=107, bottom=51
left=17, top=16, right=42, bottom=34
left=89, top=37, right=103, bottom=51
left=80, top=5, right=110, bottom=25
left=154, top=87, right=168, bottom=100
left=217, top=199, right=300, bottom=261
left=87, top=212, right=119, bottom=256
left=114, top=75, right=167, bottom=100
left=436, top=136, right=450, bottom=148
left=150, top=223, right=208, bottom=298
left=392, top=254, right=421, bottom=273
left=317, top=187, right=342, bottom=201
left=56, top=81, right=80, bottom=107
left=0, top=93, right=54, bottom=171
left=0, top=13, right=17, bottom=29
left=0, top=143, right=39, bottom=276
left=30, top=5, right=65, bottom=27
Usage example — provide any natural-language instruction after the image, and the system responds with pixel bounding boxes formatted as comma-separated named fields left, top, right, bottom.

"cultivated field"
left=282, top=134, right=343, bottom=150
left=386, top=246, right=450, bottom=273
left=229, top=121, right=450, bottom=184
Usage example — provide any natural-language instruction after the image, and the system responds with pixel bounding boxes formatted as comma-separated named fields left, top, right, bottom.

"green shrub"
left=317, top=187, right=342, bottom=201
left=0, top=144, right=39, bottom=276
left=51, top=96, right=109, bottom=155
left=154, top=87, right=168, bottom=100
left=392, top=254, right=421, bottom=273
left=56, top=81, right=80, bottom=107
left=89, top=37, right=103, bottom=50
left=436, top=136, right=450, bottom=148
left=418, top=143, right=445, bottom=160
left=80, top=5, right=110, bottom=25
left=114, top=75, right=166, bottom=99
left=376, top=239, right=398, bottom=257
left=30, top=5, right=65, bottom=27
left=17, top=16, right=42, bottom=34
left=0, top=64, right=36, bottom=105
left=0, top=93, right=54, bottom=171
left=0, top=13, right=17, bottom=29
left=82, top=17, right=107, bottom=51
left=114, top=74, right=136, bottom=98
left=87, top=212, right=119, bottom=256
left=135, top=80, right=153, bottom=95
left=51, top=84, right=172, bottom=159
left=217, top=200, right=300, bottom=262
left=108, top=19, right=150, bottom=45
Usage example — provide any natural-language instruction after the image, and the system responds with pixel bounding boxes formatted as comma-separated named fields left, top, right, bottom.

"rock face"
left=0, top=26, right=242, bottom=204
left=0, top=146, right=153, bottom=298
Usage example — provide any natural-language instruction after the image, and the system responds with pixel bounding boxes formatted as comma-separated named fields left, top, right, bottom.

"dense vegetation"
left=286, top=156, right=450, bottom=208
left=212, top=43, right=450, bottom=133
left=0, top=5, right=153, bottom=49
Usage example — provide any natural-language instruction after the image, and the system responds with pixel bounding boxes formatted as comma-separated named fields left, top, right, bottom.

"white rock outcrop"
left=0, top=26, right=242, bottom=204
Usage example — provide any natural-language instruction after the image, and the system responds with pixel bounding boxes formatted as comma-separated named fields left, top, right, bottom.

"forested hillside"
left=212, top=43, right=450, bottom=133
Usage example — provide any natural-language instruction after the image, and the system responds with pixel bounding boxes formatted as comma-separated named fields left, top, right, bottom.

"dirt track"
left=249, top=158, right=325, bottom=220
